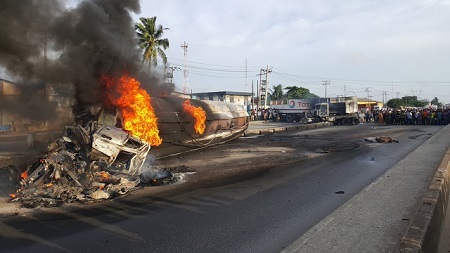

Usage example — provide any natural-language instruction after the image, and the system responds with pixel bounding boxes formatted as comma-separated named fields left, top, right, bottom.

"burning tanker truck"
left=10, top=74, right=249, bottom=207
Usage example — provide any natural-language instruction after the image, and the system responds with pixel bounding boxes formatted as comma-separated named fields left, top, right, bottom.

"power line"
left=161, top=59, right=450, bottom=86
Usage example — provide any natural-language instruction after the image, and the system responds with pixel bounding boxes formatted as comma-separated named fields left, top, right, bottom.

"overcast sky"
left=136, top=0, right=450, bottom=103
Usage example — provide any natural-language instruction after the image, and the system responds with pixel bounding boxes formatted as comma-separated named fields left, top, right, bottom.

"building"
left=0, top=79, right=21, bottom=131
left=357, top=98, right=383, bottom=111
left=190, top=91, right=253, bottom=108
left=0, top=78, right=74, bottom=131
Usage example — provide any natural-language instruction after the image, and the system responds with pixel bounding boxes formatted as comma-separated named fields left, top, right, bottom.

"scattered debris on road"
left=365, top=136, right=399, bottom=143
left=8, top=124, right=186, bottom=208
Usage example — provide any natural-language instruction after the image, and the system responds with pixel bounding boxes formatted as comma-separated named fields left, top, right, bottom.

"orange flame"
left=99, top=171, right=110, bottom=179
left=102, top=74, right=162, bottom=146
left=20, top=171, right=28, bottom=180
left=182, top=100, right=206, bottom=135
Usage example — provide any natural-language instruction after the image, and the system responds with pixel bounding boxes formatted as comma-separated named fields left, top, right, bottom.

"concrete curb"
left=397, top=126, right=450, bottom=253
left=243, top=122, right=333, bottom=136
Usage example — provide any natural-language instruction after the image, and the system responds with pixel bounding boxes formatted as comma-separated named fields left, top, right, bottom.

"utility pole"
left=245, top=58, right=248, bottom=90
left=365, top=87, right=371, bottom=110
left=257, top=71, right=262, bottom=109
left=27, top=28, right=53, bottom=128
left=391, top=82, right=394, bottom=100
left=167, top=66, right=180, bottom=84
left=264, top=65, right=272, bottom=108
left=382, top=91, right=389, bottom=106
left=164, top=64, right=167, bottom=83
left=256, top=80, right=259, bottom=110
left=322, top=80, right=330, bottom=98
left=27, top=28, right=53, bottom=84
left=365, top=87, right=371, bottom=99
left=251, top=80, right=254, bottom=110
left=257, top=66, right=272, bottom=109
left=181, top=41, right=189, bottom=93
left=39, top=29, right=53, bottom=85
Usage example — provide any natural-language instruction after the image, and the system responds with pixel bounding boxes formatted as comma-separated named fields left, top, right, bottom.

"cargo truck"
left=271, top=96, right=360, bottom=125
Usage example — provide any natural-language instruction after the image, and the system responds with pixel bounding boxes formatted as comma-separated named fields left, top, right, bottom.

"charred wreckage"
left=10, top=123, right=163, bottom=207
left=9, top=95, right=249, bottom=208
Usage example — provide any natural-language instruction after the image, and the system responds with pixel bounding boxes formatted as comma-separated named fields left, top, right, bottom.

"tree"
left=135, top=17, right=169, bottom=75
left=431, top=97, right=442, bottom=107
left=269, top=84, right=284, bottom=101
left=284, top=86, right=319, bottom=99
left=386, top=98, right=404, bottom=108
left=386, top=97, right=428, bottom=108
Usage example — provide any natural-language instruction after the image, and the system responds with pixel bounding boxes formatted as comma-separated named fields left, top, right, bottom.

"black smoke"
left=0, top=0, right=164, bottom=122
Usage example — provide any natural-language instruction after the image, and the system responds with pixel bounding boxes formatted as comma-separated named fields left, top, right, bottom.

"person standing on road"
left=251, top=109, right=256, bottom=121
left=437, top=110, right=443, bottom=125
left=422, top=109, right=429, bottom=125
left=378, top=111, right=384, bottom=124
left=415, top=110, right=422, bottom=125
left=365, top=111, right=371, bottom=122
left=405, top=110, right=412, bottom=125
left=430, top=110, right=436, bottom=125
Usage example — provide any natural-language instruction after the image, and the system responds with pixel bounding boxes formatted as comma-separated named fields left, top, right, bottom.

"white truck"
left=271, top=98, right=324, bottom=123
left=271, top=96, right=360, bottom=125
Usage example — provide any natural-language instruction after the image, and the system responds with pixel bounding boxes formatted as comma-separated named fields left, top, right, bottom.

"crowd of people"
left=248, top=106, right=450, bottom=126
left=249, top=108, right=277, bottom=121
left=363, top=108, right=450, bottom=125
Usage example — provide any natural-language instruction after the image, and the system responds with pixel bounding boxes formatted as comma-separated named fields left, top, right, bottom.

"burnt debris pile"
left=10, top=123, right=177, bottom=208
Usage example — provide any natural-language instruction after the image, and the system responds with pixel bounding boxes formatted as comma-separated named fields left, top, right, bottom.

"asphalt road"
left=0, top=124, right=445, bottom=253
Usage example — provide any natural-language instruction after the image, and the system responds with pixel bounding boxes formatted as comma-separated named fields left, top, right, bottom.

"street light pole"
left=323, top=80, right=330, bottom=98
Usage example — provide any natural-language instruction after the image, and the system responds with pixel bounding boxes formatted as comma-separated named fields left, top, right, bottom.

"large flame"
left=182, top=100, right=206, bottom=135
left=102, top=74, right=162, bottom=146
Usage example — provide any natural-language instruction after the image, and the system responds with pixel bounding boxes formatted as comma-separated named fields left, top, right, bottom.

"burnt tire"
left=286, top=115, right=293, bottom=122
left=341, top=118, right=351, bottom=125
left=352, top=118, right=360, bottom=125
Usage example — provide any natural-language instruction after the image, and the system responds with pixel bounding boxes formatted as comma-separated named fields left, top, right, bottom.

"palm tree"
left=135, top=16, right=169, bottom=75
left=269, top=84, right=284, bottom=103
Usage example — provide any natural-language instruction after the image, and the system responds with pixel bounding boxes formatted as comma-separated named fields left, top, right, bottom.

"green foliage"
left=284, top=86, right=319, bottom=99
left=431, top=97, right=442, bottom=107
left=386, top=98, right=404, bottom=108
left=386, top=96, right=428, bottom=108
left=135, top=16, right=169, bottom=70
left=269, top=84, right=284, bottom=101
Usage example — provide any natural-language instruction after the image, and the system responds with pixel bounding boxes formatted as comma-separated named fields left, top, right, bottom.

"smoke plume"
left=0, top=0, right=164, bottom=121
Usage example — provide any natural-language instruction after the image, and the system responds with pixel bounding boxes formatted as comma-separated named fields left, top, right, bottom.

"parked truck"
left=271, top=98, right=324, bottom=123
left=271, top=96, right=360, bottom=125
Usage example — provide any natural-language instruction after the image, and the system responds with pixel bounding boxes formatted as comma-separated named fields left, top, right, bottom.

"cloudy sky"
left=136, top=0, right=450, bottom=103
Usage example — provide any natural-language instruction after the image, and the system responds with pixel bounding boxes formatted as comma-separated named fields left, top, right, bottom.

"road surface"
left=0, top=123, right=446, bottom=252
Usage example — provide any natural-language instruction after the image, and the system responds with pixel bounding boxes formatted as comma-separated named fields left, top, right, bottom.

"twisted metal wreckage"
left=11, top=124, right=153, bottom=207
left=10, top=96, right=249, bottom=207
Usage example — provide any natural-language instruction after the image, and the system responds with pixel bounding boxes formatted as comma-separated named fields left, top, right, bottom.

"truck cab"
left=314, top=103, right=335, bottom=122
left=314, top=103, right=329, bottom=118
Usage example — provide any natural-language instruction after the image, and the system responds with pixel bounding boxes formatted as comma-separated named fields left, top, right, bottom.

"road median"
left=244, top=122, right=332, bottom=136
left=396, top=127, right=450, bottom=253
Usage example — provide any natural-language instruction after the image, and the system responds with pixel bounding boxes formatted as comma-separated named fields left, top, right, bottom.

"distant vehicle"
left=271, top=98, right=320, bottom=123
left=271, top=96, right=360, bottom=125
